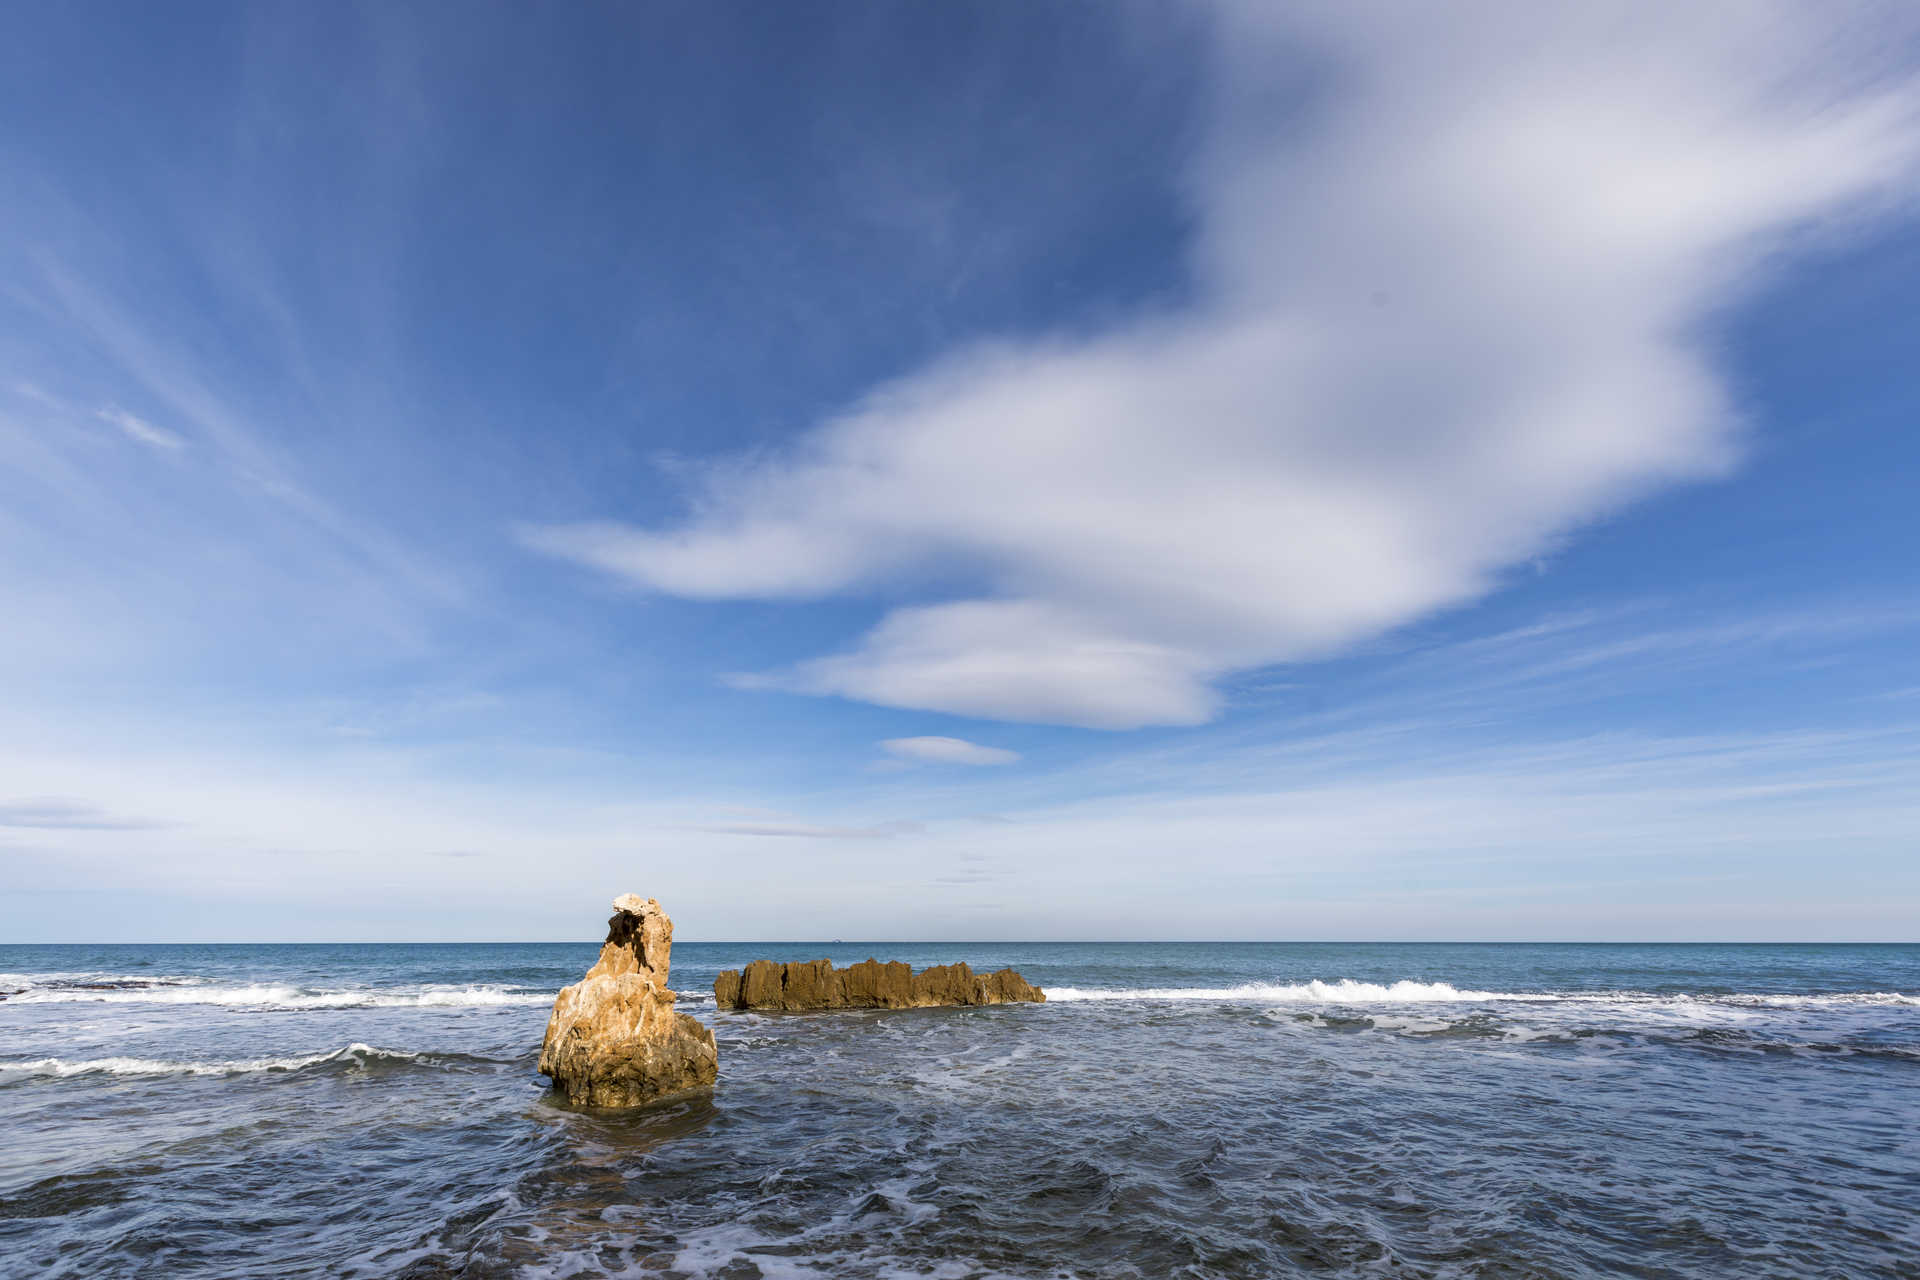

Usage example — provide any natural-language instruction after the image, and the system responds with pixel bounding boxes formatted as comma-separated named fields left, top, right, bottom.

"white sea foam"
left=0, top=971, right=207, bottom=991
left=1042, top=980, right=1920, bottom=1008
left=1045, top=978, right=1555, bottom=1003
left=1725, top=991, right=1920, bottom=1008
left=0, top=1042, right=427, bottom=1079
left=2, top=982, right=553, bottom=1009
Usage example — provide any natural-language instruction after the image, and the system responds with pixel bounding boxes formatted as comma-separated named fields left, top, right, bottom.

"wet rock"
left=840, top=959, right=915, bottom=1007
left=538, top=895, right=718, bottom=1108
left=712, top=957, right=1044, bottom=1011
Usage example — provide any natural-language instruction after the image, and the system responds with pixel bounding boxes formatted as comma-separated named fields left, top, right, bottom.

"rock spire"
left=538, top=895, right=718, bottom=1107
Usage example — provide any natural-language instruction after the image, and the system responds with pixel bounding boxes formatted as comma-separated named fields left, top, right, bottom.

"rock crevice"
left=714, top=958, right=1044, bottom=1011
left=539, top=895, right=718, bottom=1108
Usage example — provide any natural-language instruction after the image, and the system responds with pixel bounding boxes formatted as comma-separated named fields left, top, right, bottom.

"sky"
left=2, top=1, right=1918, bottom=943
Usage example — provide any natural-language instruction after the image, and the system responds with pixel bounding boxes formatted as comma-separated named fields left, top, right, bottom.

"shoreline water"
left=4, top=941, right=1916, bottom=1277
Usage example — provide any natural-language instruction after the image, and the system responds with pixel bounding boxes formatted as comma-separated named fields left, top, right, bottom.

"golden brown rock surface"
left=713, top=957, right=1044, bottom=1011
left=538, top=895, right=718, bottom=1107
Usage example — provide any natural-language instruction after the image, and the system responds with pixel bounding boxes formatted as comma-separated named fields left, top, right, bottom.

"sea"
left=1, top=941, right=1916, bottom=1279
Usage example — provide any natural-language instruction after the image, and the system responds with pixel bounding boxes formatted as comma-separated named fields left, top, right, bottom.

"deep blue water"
left=2, top=941, right=1916, bottom=1278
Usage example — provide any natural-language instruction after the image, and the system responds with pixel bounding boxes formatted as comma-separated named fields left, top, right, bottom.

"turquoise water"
left=2, top=941, right=1917, bottom=1277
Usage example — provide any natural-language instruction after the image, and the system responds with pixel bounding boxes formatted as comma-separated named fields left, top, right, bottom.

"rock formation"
left=713, top=957, right=1044, bottom=1012
left=538, top=894, right=718, bottom=1107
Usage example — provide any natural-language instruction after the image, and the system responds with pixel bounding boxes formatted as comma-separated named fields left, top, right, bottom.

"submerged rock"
left=713, top=958, right=1044, bottom=1011
left=538, top=895, right=718, bottom=1108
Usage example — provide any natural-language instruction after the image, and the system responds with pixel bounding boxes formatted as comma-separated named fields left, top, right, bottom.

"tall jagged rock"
left=713, top=957, right=1044, bottom=1011
left=539, top=895, right=718, bottom=1107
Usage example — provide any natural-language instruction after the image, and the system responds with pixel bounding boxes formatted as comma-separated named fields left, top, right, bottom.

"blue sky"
left=3, top=2, right=1917, bottom=942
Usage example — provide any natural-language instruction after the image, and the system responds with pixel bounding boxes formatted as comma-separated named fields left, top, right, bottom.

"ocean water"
left=1, top=941, right=1916, bottom=1279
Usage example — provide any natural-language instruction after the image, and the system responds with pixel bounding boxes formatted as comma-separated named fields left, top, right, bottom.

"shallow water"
left=2, top=941, right=1917, bottom=1278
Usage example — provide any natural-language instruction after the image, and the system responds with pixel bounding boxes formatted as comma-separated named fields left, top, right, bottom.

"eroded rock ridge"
left=538, top=895, right=718, bottom=1107
left=713, top=958, right=1044, bottom=1011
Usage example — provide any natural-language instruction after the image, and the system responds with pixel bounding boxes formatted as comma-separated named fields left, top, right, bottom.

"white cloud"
left=880, top=736, right=1021, bottom=766
left=536, top=2, right=1920, bottom=728
left=97, top=406, right=185, bottom=451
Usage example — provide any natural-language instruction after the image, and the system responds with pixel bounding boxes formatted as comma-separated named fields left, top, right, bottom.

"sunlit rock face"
left=538, top=896, right=718, bottom=1108
left=713, top=958, right=1044, bottom=1012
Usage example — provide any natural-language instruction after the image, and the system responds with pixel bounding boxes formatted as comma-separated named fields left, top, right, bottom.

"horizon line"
left=6, top=938, right=1917, bottom=947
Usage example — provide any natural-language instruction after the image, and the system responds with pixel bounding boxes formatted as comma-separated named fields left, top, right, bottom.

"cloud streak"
left=686, top=819, right=923, bottom=840
left=880, top=736, right=1020, bottom=766
left=528, top=2, right=1920, bottom=729
left=96, top=406, right=185, bottom=452
left=0, top=797, right=163, bottom=831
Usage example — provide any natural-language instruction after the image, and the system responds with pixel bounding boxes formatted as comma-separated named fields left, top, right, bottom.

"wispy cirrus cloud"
left=880, top=736, right=1020, bottom=767
left=527, top=2, right=1920, bottom=729
left=96, top=406, right=185, bottom=452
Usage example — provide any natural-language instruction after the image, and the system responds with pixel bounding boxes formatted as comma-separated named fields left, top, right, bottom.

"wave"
left=1046, top=978, right=1554, bottom=1003
left=1721, top=991, right=1920, bottom=1008
left=0, top=1042, right=450, bottom=1080
left=0, top=972, right=205, bottom=994
left=1, top=981, right=554, bottom=1009
left=1043, top=979, right=1920, bottom=1007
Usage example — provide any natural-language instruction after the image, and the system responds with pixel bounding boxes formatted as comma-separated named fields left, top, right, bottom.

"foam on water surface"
left=2, top=979, right=554, bottom=1009
left=1045, top=977, right=1549, bottom=1002
left=0, top=1042, right=434, bottom=1080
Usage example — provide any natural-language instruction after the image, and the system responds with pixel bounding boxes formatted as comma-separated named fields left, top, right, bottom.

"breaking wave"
left=0, top=1043, right=460, bottom=1081
left=0, top=979, right=553, bottom=1009
left=1043, top=979, right=1920, bottom=1007
left=1045, top=978, right=1552, bottom=1003
left=1721, top=991, right=1920, bottom=1008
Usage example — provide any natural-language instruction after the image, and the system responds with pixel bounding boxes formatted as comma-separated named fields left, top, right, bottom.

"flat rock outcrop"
left=713, top=958, right=1044, bottom=1012
left=538, top=895, right=718, bottom=1108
